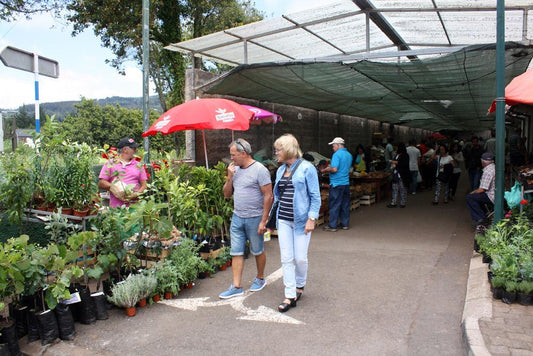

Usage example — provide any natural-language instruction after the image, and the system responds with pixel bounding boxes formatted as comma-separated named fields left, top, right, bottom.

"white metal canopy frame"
left=165, top=0, right=532, bottom=66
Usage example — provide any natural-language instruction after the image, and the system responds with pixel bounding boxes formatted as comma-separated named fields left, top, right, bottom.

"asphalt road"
left=28, top=183, right=473, bottom=356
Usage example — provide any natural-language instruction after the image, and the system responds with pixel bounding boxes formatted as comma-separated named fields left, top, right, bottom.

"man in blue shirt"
left=321, top=137, right=353, bottom=232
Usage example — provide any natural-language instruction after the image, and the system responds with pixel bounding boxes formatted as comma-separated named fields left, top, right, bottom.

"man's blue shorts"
left=229, top=214, right=264, bottom=256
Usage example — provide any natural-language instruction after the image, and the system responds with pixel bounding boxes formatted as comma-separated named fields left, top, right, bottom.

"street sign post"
left=0, top=46, right=59, bottom=133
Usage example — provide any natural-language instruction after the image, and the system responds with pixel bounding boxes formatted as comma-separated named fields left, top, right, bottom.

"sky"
left=0, top=0, right=336, bottom=109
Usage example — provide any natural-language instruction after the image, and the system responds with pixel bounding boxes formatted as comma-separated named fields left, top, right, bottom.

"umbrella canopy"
left=143, top=98, right=252, bottom=137
left=241, top=104, right=282, bottom=125
left=489, top=69, right=533, bottom=113
left=430, top=132, right=446, bottom=140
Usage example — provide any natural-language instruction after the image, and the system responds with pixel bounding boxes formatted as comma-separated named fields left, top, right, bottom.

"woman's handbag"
left=266, top=159, right=303, bottom=230
left=437, top=158, right=453, bottom=183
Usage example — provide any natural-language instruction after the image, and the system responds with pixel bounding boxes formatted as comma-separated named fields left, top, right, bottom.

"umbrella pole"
left=232, top=130, right=234, bottom=141
left=203, top=129, right=209, bottom=169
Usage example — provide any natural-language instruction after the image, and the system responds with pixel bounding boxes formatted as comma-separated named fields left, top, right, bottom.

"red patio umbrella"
left=488, top=68, right=533, bottom=113
left=430, top=132, right=446, bottom=140
left=143, top=98, right=253, bottom=168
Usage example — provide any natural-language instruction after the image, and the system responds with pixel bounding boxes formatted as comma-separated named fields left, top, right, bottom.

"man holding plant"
left=219, top=139, right=273, bottom=299
left=98, top=138, right=147, bottom=207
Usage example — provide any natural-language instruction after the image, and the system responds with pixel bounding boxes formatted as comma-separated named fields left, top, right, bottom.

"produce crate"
left=350, top=199, right=360, bottom=211
left=359, top=194, right=376, bottom=206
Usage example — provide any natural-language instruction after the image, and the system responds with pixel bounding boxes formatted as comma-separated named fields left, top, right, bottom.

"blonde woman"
left=270, top=134, right=321, bottom=313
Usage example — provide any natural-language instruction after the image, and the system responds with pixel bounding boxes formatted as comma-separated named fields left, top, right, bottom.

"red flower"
left=134, top=156, right=142, bottom=162
left=81, top=184, right=85, bottom=188
left=102, top=153, right=109, bottom=159
left=151, top=162, right=161, bottom=171
left=520, top=199, right=529, bottom=205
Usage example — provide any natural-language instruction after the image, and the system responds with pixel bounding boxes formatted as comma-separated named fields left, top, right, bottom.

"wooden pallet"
left=359, top=194, right=376, bottom=206
left=350, top=199, right=360, bottom=211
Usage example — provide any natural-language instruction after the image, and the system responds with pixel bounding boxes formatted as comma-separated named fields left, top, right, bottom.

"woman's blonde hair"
left=274, top=134, right=302, bottom=160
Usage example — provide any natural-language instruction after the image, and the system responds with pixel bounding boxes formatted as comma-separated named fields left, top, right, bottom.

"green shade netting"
left=205, top=42, right=533, bottom=131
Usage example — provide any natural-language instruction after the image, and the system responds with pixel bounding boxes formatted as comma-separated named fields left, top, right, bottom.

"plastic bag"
left=55, top=303, right=76, bottom=341
left=504, top=181, right=522, bottom=208
left=36, top=309, right=59, bottom=346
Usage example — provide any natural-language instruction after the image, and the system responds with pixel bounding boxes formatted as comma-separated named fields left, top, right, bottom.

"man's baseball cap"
left=328, top=137, right=345, bottom=145
left=481, top=152, right=494, bottom=161
left=117, top=138, right=141, bottom=149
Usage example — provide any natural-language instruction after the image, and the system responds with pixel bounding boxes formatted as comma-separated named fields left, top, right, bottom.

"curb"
left=461, top=252, right=493, bottom=356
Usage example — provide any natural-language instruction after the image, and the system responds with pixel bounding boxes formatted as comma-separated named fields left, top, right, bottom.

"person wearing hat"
left=98, top=138, right=148, bottom=207
left=321, top=137, right=353, bottom=232
left=466, top=152, right=496, bottom=227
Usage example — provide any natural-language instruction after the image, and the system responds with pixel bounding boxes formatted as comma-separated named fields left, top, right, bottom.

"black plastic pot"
left=12, top=306, right=28, bottom=338
left=36, top=309, right=59, bottom=346
left=0, top=322, right=21, bottom=356
left=481, top=252, right=492, bottom=264
left=26, top=310, right=41, bottom=343
left=501, top=290, right=517, bottom=304
left=473, top=239, right=480, bottom=252
left=70, top=285, right=96, bottom=324
left=492, top=287, right=504, bottom=300
left=54, top=304, right=76, bottom=341
left=91, top=292, right=108, bottom=320
left=517, top=292, right=532, bottom=306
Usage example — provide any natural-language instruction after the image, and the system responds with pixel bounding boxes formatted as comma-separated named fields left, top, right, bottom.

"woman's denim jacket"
left=273, top=159, right=321, bottom=234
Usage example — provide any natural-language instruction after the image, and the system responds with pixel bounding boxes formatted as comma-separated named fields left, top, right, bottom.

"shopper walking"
left=432, top=145, right=454, bottom=205
left=321, top=137, right=353, bottom=232
left=270, top=134, right=321, bottom=313
left=387, top=142, right=411, bottom=208
left=406, top=139, right=421, bottom=194
left=219, top=139, right=273, bottom=299
left=449, top=143, right=464, bottom=200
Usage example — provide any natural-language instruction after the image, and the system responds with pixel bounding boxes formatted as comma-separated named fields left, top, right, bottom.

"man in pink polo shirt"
left=98, top=138, right=148, bottom=207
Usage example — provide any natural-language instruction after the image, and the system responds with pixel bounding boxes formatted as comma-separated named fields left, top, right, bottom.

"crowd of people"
left=98, top=128, right=526, bottom=314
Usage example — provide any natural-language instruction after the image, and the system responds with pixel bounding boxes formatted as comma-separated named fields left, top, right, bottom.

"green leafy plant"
left=107, top=279, right=140, bottom=308
left=153, top=261, right=181, bottom=296
left=516, top=281, right=533, bottom=294
left=0, top=148, right=37, bottom=233
left=128, top=273, right=157, bottom=300
left=167, top=238, right=203, bottom=285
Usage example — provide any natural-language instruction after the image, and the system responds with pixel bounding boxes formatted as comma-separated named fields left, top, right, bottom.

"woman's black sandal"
left=296, top=287, right=304, bottom=301
left=278, top=298, right=297, bottom=313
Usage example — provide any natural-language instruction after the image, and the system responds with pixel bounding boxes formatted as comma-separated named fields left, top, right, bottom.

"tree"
left=61, top=98, right=175, bottom=152
left=67, top=0, right=263, bottom=111
left=0, top=0, right=66, bottom=21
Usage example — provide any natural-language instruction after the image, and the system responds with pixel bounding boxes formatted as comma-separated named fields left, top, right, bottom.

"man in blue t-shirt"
left=321, top=137, right=353, bottom=232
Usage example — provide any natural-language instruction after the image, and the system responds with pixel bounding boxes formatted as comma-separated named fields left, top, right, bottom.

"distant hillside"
left=4, top=96, right=163, bottom=121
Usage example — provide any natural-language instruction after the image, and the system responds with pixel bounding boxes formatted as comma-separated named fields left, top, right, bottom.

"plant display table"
left=23, top=209, right=98, bottom=231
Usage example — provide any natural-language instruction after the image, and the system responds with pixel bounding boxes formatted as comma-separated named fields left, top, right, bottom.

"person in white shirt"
left=406, top=140, right=421, bottom=194
left=432, top=145, right=455, bottom=205
left=450, top=143, right=464, bottom=200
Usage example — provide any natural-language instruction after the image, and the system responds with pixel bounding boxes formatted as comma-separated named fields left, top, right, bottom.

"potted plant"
left=68, top=143, right=98, bottom=216
left=107, top=280, right=140, bottom=317
left=153, top=262, right=180, bottom=299
left=516, top=281, right=533, bottom=306
left=128, top=273, right=157, bottom=308
left=0, top=147, right=37, bottom=234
